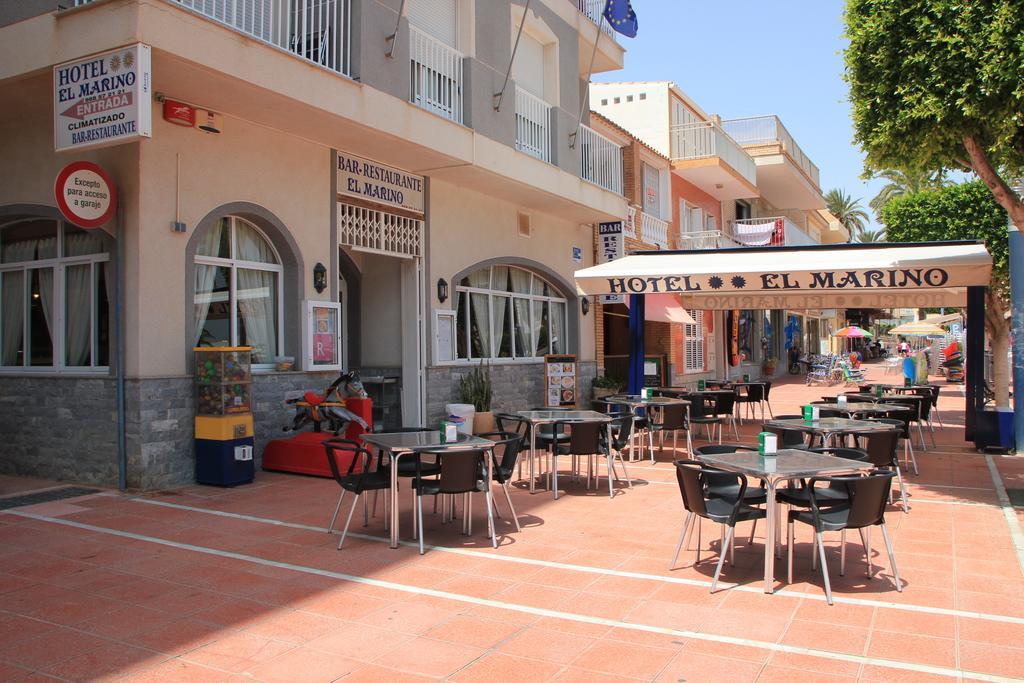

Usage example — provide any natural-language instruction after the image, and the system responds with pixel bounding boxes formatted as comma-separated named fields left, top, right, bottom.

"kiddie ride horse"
left=262, top=370, right=373, bottom=477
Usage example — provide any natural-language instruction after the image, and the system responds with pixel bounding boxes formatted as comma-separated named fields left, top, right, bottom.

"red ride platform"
left=261, top=397, right=372, bottom=478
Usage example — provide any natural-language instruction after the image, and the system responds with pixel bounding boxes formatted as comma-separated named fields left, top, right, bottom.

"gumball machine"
left=193, top=347, right=254, bottom=486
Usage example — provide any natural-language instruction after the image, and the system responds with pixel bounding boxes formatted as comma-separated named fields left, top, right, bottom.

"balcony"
left=578, top=123, right=623, bottom=195
left=730, top=216, right=817, bottom=248
left=677, top=230, right=730, bottom=250
left=669, top=121, right=758, bottom=200
left=570, top=0, right=625, bottom=74
left=622, top=207, right=668, bottom=248
left=75, top=0, right=353, bottom=75
left=720, top=116, right=825, bottom=210
left=515, top=87, right=553, bottom=163
left=409, top=26, right=464, bottom=124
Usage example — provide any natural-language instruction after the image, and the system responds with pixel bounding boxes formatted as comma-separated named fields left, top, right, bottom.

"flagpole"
left=494, top=0, right=532, bottom=112
left=570, top=11, right=605, bottom=149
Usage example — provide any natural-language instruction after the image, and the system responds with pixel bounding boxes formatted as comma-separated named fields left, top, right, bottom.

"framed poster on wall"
left=544, top=354, right=578, bottom=408
left=305, top=300, right=342, bottom=371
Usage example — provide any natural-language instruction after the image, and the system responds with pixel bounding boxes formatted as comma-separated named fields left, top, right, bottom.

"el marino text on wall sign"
left=54, top=44, right=152, bottom=152
left=604, top=268, right=951, bottom=295
left=336, top=151, right=424, bottom=215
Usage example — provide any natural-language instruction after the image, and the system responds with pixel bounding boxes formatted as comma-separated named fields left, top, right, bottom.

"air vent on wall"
left=518, top=212, right=531, bottom=237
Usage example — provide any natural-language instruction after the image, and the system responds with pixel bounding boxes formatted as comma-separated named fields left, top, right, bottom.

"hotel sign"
left=54, top=44, right=152, bottom=152
left=336, top=151, right=424, bottom=215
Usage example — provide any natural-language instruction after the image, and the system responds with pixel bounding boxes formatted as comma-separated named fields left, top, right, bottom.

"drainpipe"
left=1009, top=181, right=1024, bottom=451
left=115, top=205, right=127, bottom=490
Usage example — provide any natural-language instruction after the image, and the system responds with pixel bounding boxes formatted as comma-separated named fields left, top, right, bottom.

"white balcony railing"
left=624, top=206, right=639, bottom=239
left=669, top=121, right=757, bottom=187
left=640, top=212, right=670, bottom=249
left=574, top=0, right=617, bottom=40
left=72, top=0, right=351, bottom=76
left=578, top=123, right=623, bottom=194
left=515, top=87, right=552, bottom=163
left=677, top=230, right=725, bottom=250
left=409, top=26, right=464, bottom=124
left=720, top=116, right=820, bottom=188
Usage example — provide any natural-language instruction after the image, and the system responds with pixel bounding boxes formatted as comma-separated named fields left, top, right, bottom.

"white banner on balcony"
left=733, top=219, right=781, bottom=246
left=54, top=43, right=152, bottom=152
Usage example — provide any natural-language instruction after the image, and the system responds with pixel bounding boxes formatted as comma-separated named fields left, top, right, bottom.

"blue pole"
left=627, top=294, right=645, bottom=395
left=1010, top=221, right=1024, bottom=451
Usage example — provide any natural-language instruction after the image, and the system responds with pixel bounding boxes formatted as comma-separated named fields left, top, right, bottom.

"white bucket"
left=445, top=403, right=475, bottom=436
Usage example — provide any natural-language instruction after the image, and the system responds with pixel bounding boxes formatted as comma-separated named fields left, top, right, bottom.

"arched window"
left=194, top=217, right=282, bottom=367
left=1, top=218, right=110, bottom=370
left=455, top=265, right=567, bottom=361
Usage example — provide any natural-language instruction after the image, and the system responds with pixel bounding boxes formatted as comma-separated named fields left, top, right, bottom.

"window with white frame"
left=683, top=309, right=705, bottom=372
left=194, top=216, right=283, bottom=367
left=642, top=163, right=662, bottom=219
left=1, top=219, right=110, bottom=371
left=454, top=265, right=568, bottom=361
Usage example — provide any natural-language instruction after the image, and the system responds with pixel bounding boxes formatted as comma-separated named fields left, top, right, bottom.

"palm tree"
left=868, top=168, right=950, bottom=215
left=825, top=189, right=870, bottom=235
left=854, top=227, right=886, bottom=243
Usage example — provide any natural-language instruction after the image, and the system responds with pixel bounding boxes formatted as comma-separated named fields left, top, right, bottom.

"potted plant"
left=592, top=374, right=623, bottom=400
left=459, top=362, right=494, bottom=434
left=763, top=357, right=778, bottom=375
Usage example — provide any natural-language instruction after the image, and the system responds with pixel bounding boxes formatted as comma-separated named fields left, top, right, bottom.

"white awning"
left=574, top=241, right=992, bottom=311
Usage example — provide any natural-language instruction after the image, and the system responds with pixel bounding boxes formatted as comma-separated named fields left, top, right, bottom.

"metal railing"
left=669, top=121, right=757, bottom=187
left=578, top=123, right=623, bottom=194
left=409, top=26, right=464, bottom=124
left=720, top=116, right=820, bottom=188
left=677, top=230, right=726, bottom=250
left=72, top=0, right=351, bottom=76
left=640, top=212, right=669, bottom=249
left=515, top=86, right=552, bottom=163
left=574, top=0, right=617, bottom=40
left=732, top=216, right=816, bottom=247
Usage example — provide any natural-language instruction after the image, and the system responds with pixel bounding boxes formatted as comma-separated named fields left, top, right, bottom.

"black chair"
left=761, top=381, right=774, bottom=418
left=777, top=447, right=870, bottom=512
left=763, top=422, right=806, bottom=449
left=874, top=413, right=918, bottom=474
left=685, top=394, right=724, bottom=444
left=478, top=431, right=525, bottom=530
left=650, top=402, right=691, bottom=459
left=734, top=383, right=766, bottom=422
left=550, top=420, right=606, bottom=499
left=918, top=386, right=943, bottom=429
left=712, top=391, right=740, bottom=440
left=323, top=439, right=391, bottom=550
left=671, top=461, right=766, bottom=592
left=814, top=397, right=840, bottom=404
left=855, top=425, right=909, bottom=510
left=787, top=471, right=902, bottom=605
left=888, top=397, right=929, bottom=450
left=371, top=427, right=439, bottom=518
left=692, top=444, right=768, bottom=510
left=597, top=415, right=635, bottom=496
left=412, top=448, right=489, bottom=554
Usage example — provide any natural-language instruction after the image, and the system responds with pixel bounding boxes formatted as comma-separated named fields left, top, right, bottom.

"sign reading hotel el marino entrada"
left=54, top=44, right=152, bottom=152
left=336, top=152, right=424, bottom=215
left=603, top=268, right=952, bottom=295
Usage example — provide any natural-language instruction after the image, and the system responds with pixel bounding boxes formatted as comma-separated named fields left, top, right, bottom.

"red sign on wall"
left=54, top=161, right=117, bottom=229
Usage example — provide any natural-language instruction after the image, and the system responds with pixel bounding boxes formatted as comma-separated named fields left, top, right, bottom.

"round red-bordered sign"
left=54, top=161, right=117, bottom=229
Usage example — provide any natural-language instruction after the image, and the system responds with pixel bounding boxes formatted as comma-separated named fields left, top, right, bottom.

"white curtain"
left=550, top=300, right=565, bottom=354
left=197, top=219, right=226, bottom=258
left=64, top=264, right=92, bottom=366
left=509, top=268, right=532, bottom=356
left=532, top=300, right=546, bottom=355
left=235, top=221, right=277, bottom=263
left=237, top=268, right=276, bottom=363
left=193, top=265, right=219, bottom=346
left=1, top=271, right=23, bottom=365
left=64, top=231, right=103, bottom=256
left=468, top=268, right=490, bottom=358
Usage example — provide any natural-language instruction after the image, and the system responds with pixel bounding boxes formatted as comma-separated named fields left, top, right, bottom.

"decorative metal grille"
left=338, top=203, right=422, bottom=259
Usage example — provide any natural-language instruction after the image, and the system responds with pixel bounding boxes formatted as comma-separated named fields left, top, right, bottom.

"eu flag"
left=603, top=0, right=638, bottom=38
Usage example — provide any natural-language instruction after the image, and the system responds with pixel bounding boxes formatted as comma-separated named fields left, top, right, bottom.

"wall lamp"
left=437, top=278, right=449, bottom=304
left=313, top=262, right=327, bottom=294
left=581, top=297, right=590, bottom=316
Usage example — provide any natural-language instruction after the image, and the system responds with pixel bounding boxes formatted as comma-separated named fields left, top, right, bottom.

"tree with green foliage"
left=882, top=181, right=1010, bottom=404
left=854, top=227, right=886, bottom=243
left=868, top=168, right=950, bottom=216
left=845, top=0, right=1024, bottom=227
left=825, top=188, right=870, bottom=236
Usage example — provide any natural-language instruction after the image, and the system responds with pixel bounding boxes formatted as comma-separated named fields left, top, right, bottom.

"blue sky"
left=594, top=0, right=884, bottom=231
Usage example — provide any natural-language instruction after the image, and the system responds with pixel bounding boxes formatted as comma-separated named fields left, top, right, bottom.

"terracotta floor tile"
left=42, top=642, right=166, bottom=680
left=342, top=663, right=436, bottom=682
left=122, top=658, right=233, bottom=682
left=304, top=621, right=412, bottom=661
left=0, top=627, right=111, bottom=669
left=756, top=664, right=856, bottom=681
left=780, top=620, right=869, bottom=656
left=182, top=631, right=295, bottom=672
left=357, top=599, right=459, bottom=634
left=422, top=614, right=523, bottom=649
left=450, top=652, right=563, bottom=682
left=572, top=639, right=678, bottom=679
left=871, top=608, right=956, bottom=639
left=866, top=630, right=955, bottom=668
left=554, top=666, right=646, bottom=682
left=77, top=604, right=176, bottom=641
left=859, top=663, right=955, bottom=682
left=132, top=618, right=225, bottom=656
left=497, top=626, right=597, bottom=665
left=244, top=646, right=362, bottom=682
left=372, top=636, right=484, bottom=677
left=958, top=641, right=1024, bottom=679
left=655, top=651, right=763, bottom=683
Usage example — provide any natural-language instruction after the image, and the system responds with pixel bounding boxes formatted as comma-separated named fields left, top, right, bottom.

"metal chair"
left=685, top=394, right=724, bottom=443
left=412, top=449, right=490, bottom=555
left=323, top=439, right=391, bottom=550
left=787, top=471, right=902, bottom=605
left=650, top=402, right=692, bottom=459
left=671, top=461, right=767, bottom=592
left=477, top=431, right=525, bottom=531
left=856, top=425, right=910, bottom=510
left=735, top=383, right=767, bottom=422
left=594, top=414, right=634, bottom=496
left=550, top=420, right=606, bottom=499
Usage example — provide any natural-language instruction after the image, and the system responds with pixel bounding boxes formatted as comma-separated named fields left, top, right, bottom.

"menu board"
left=545, top=354, right=578, bottom=408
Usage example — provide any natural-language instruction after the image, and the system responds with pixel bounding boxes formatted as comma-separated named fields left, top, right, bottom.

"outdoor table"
left=811, top=401, right=914, bottom=418
left=696, top=448, right=872, bottom=593
left=361, top=431, right=497, bottom=549
left=605, top=395, right=690, bottom=462
left=516, top=410, right=613, bottom=498
left=764, top=417, right=894, bottom=447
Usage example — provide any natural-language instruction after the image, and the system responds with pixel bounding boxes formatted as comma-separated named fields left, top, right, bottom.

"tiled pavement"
left=1, top=364, right=1022, bottom=681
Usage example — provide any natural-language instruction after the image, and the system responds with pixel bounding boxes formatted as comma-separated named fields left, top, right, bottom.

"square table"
left=765, top=417, right=893, bottom=447
left=697, top=449, right=872, bottom=593
left=516, top=410, right=613, bottom=498
left=361, top=431, right=497, bottom=549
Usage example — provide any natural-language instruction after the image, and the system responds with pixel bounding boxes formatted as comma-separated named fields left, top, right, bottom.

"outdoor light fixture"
left=313, top=262, right=327, bottom=294
left=581, top=297, right=590, bottom=316
left=437, top=278, right=449, bottom=303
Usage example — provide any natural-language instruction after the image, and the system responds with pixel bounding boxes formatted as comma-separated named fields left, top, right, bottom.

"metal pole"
left=385, top=0, right=407, bottom=58
left=494, top=0, right=531, bottom=111
left=115, top=204, right=127, bottom=491
left=570, top=12, right=604, bottom=149
left=1009, top=182, right=1024, bottom=451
